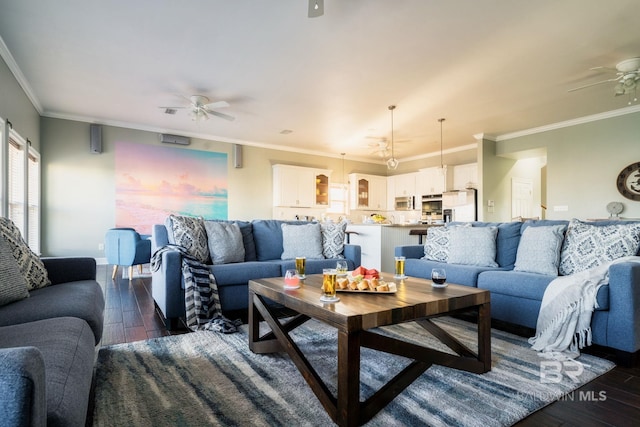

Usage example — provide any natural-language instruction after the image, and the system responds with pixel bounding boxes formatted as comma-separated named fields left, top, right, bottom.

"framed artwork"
left=115, top=142, right=228, bottom=234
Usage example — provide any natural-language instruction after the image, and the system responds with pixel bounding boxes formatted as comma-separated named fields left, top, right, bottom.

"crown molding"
left=495, top=104, right=640, bottom=141
left=0, top=36, right=42, bottom=114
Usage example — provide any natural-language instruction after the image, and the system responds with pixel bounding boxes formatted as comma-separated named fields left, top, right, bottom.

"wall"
left=0, top=56, right=39, bottom=149
left=40, top=117, right=386, bottom=257
left=496, top=110, right=640, bottom=220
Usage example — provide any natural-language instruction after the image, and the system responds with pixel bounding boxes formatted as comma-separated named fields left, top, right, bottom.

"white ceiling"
left=1, top=0, right=638, bottom=164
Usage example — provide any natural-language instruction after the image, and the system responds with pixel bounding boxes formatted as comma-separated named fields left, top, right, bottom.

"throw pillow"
left=0, top=217, right=50, bottom=290
left=203, top=221, right=245, bottom=265
left=448, top=226, right=499, bottom=267
left=514, top=225, right=567, bottom=275
left=320, top=221, right=347, bottom=259
left=559, top=219, right=640, bottom=276
left=169, top=215, right=210, bottom=264
left=281, top=223, right=324, bottom=260
left=0, top=234, right=29, bottom=306
left=423, top=226, right=450, bottom=262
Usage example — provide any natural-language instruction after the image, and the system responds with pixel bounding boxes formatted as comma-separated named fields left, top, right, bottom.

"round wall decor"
left=616, top=162, right=640, bottom=201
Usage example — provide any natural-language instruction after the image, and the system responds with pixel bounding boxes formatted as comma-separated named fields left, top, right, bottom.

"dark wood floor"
left=98, top=265, right=640, bottom=426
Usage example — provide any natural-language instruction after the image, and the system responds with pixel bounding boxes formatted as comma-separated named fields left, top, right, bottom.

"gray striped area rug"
left=93, top=317, right=614, bottom=426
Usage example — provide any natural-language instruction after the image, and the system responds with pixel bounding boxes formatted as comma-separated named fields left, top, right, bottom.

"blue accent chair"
left=104, top=228, right=151, bottom=280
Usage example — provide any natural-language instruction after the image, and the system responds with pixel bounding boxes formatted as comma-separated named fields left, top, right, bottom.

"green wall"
left=495, top=111, right=640, bottom=221
left=0, top=55, right=39, bottom=148
left=40, top=117, right=386, bottom=257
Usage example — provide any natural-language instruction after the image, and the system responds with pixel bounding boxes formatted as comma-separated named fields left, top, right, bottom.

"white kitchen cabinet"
left=349, top=173, right=387, bottom=211
left=416, top=167, right=451, bottom=195
left=273, top=164, right=331, bottom=208
left=452, top=163, right=478, bottom=190
left=393, top=172, right=417, bottom=197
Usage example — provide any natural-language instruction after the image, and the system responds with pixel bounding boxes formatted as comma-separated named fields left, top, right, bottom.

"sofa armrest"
left=41, top=257, right=97, bottom=285
left=604, top=261, right=640, bottom=353
left=343, top=244, right=361, bottom=268
left=0, top=347, right=47, bottom=427
left=151, top=249, right=185, bottom=321
left=395, top=245, right=424, bottom=259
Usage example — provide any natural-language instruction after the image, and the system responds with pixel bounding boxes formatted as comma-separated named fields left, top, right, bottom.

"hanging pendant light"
left=438, top=118, right=447, bottom=176
left=386, top=105, right=399, bottom=170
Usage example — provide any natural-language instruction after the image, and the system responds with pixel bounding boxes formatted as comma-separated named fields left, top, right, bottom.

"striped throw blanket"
left=150, top=245, right=241, bottom=333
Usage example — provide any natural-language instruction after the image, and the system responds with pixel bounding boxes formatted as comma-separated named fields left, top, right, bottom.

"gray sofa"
left=396, top=219, right=640, bottom=365
left=0, top=257, right=105, bottom=427
left=151, top=218, right=361, bottom=329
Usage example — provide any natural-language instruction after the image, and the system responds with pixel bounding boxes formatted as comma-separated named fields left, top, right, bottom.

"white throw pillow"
left=320, top=221, right=346, bottom=259
left=281, top=223, right=324, bottom=260
left=559, top=219, right=640, bottom=275
left=448, top=226, right=498, bottom=267
left=203, top=222, right=245, bottom=265
left=423, top=226, right=450, bottom=262
left=514, top=225, right=566, bottom=275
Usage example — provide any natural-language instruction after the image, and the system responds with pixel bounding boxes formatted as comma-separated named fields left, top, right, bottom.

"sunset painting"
left=115, top=142, right=228, bottom=234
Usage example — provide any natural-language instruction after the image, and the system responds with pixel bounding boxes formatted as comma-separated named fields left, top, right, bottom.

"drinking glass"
left=295, top=257, right=306, bottom=279
left=284, top=269, right=300, bottom=288
left=431, top=268, right=447, bottom=287
left=394, top=256, right=406, bottom=279
left=336, top=260, right=348, bottom=276
left=321, top=268, right=339, bottom=302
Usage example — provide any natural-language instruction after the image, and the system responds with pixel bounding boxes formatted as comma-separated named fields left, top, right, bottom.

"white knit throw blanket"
left=529, top=255, right=640, bottom=360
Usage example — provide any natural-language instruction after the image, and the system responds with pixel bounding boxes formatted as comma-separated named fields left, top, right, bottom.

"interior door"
left=511, top=177, right=533, bottom=219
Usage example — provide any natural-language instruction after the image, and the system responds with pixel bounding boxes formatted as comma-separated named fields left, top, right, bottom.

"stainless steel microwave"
left=394, top=196, right=415, bottom=211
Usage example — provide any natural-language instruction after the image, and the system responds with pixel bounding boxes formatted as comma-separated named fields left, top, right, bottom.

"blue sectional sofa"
left=151, top=218, right=361, bottom=329
left=395, top=219, right=640, bottom=364
left=0, top=257, right=105, bottom=426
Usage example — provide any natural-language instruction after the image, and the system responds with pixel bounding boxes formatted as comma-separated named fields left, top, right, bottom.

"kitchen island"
left=345, top=223, right=442, bottom=272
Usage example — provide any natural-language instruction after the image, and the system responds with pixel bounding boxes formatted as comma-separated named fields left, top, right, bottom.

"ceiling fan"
left=568, top=57, right=640, bottom=104
left=161, top=95, right=235, bottom=122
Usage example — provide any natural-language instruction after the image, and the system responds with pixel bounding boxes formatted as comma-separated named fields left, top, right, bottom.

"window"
left=327, top=183, right=349, bottom=215
left=1, top=119, right=41, bottom=253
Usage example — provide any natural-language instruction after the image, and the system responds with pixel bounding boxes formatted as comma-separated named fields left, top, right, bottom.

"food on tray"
left=351, top=266, right=379, bottom=280
left=376, top=283, right=389, bottom=292
left=337, top=277, right=349, bottom=289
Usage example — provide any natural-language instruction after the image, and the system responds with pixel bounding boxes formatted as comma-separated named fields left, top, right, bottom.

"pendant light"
left=438, top=118, right=447, bottom=176
left=386, top=105, right=399, bottom=170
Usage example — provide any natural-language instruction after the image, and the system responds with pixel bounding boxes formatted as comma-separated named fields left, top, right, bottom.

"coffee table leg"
left=337, top=330, right=361, bottom=427
left=477, top=302, right=491, bottom=372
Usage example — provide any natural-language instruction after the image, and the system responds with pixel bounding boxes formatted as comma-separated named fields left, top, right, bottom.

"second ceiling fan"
left=162, top=95, right=235, bottom=122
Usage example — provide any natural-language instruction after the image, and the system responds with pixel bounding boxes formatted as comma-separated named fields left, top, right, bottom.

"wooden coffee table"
left=248, top=274, right=491, bottom=427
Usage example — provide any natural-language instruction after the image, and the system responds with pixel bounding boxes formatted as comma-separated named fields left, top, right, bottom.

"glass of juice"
left=320, top=268, right=339, bottom=302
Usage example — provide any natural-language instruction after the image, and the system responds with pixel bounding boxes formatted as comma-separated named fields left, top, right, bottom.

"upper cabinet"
left=273, top=164, right=331, bottom=208
left=393, top=172, right=417, bottom=197
left=349, top=173, right=387, bottom=211
left=416, top=167, right=452, bottom=195
left=452, top=163, right=478, bottom=190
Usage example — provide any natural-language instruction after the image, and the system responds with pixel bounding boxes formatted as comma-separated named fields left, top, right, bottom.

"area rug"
left=92, top=317, right=614, bottom=426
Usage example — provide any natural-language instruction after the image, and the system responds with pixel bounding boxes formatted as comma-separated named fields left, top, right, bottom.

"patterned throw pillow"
left=448, top=226, right=498, bottom=267
left=281, top=223, right=324, bottom=260
left=423, top=226, right=450, bottom=262
left=0, top=234, right=30, bottom=306
left=514, top=225, right=566, bottom=275
left=320, top=221, right=346, bottom=259
left=169, top=215, right=210, bottom=264
left=0, top=217, right=50, bottom=290
left=559, top=219, right=640, bottom=276
left=203, top=221, right=245, bottom=265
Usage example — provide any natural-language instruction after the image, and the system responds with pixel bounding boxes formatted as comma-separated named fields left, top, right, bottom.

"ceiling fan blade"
left=308, top=0, right=324, bottom=17
left=567, top=77, right=622, bottom=92
left=206, top=109, right=235, bottom=122
left=204, top=100, right=229, bottom=109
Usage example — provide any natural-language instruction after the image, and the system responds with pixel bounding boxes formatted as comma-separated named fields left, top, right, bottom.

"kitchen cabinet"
left=393, top=172, right=417, bottom=197
left=349, top=173, right=387, bottom=211
left=416, top=167, right=451, bottom=195
left=273, top=164, right=331, bottom=208
left=452, top=163, right=478, bottom=190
